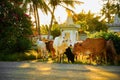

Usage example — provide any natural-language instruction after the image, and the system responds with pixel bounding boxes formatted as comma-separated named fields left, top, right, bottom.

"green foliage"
left=0, top=0, right=33, bottom=54
left=15, top=37, right=32, bottom=53
left=88, top=31, right=120, bottom=54
left=51, top=22, right=60, bottom=38
left=40, top=25, right=49, bottom=34
left=101, top=0, right=120, bottom=23
left=51, top=29, right=60, bottom=39
left=73, top=11, right=108, bottom=32
left=40, top=23, right=60, bottom=39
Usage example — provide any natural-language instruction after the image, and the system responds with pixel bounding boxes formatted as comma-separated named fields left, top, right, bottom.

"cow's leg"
left=76, top=54, right=80, bottom=61
left=100, top=51, right=107, bottom=64
left=62, top=54, right=65, bottom=63
left=80, top=54, right=85, bottom=63
left=58, top=53, right=61, bottom=63
left=80, top=54, right=83, bottom=61
left=75, top=55, right=77, bottom=61
left=51, top=51, right=55, bottom=59
left=82, top=54, right=84, bottom=60
left=46, top=51, right=48, bottom=60
left=79, top=54, right=81, bottom=61
left=57, top=51, right=61, bottom=63
left=59, top=54, right=63, bottom=63
left=54, top=49, right=59, bottom=62
left=104, top=51, right=107, bottom=64
left=36, top=48, right=41, bottom=60
left=89, top=54, right=93, bottom=64
left=36, top=50, right=38, bottom=60
left=43, top=49, right=48, bottom=61
left=41, top=49, right=44, bottom=61
left=36, top=49, right=38, bottom=60
left=95, top=55, right=99, bottom=64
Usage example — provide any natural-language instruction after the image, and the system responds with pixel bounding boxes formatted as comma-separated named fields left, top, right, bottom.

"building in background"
left=107, top=14, right=120, bottom=33
left=59, top=10, right=80, bottom=46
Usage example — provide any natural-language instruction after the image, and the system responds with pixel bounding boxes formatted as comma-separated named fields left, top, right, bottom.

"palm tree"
left=47, top=0, right=83, bottom=39
left=20, top=0, right=51, bottom=40
left=30, top=0, right=51, bottom=40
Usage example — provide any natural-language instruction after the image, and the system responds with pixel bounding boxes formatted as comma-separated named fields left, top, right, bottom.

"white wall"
left=62, top=30, right=78, bottom=46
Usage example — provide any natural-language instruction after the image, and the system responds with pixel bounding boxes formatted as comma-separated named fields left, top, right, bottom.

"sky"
left=39, top=0, right=103, bottom=25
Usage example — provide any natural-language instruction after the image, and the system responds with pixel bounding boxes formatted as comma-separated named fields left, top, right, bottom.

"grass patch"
left=0, top=50, right=37, bottom=61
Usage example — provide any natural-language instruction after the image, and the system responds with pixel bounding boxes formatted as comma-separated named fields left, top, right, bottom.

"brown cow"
left=73, top=38, right=107, bottom=64
left=106, top=40, right=119, bottom=65
left=45, top=40, right=56, bottom=59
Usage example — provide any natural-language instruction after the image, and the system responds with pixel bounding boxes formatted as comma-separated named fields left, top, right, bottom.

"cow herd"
left=34, top=37, right=119, bottom=65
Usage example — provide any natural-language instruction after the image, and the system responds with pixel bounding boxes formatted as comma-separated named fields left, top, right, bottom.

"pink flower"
left=24, top=14, right=30, bottom=17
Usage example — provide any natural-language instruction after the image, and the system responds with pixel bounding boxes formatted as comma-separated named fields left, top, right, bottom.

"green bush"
left=0, top=0, right=33, bottom=54
left=88, top=31, right=120, bottom=55
left=15, top=37, right=32, bottom=53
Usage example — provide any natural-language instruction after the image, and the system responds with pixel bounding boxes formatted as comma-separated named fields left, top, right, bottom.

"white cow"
left=53, top=35, right=69, bottom=62
left=36, top=39, right=48, bottom=60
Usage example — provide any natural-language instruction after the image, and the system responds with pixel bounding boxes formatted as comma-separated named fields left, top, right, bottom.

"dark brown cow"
left=45, top=40, right=56, bottom=59
left=106, top=40, right=119, bottom=65
left=73, top=38, right=107, bottom=64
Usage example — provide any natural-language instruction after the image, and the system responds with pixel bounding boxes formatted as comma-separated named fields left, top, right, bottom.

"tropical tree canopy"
left=73, top=11, right=108, bottom=32
left=101, top=0, right=120, bottom=23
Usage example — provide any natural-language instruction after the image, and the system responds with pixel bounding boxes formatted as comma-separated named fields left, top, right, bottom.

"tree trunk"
left=33, top=4, right=41, bottom=40
left=33, top=4, right=38, bottom=35
left=36, top=5, right=41, bottom=40
left=47, top=7, right=55, bottom=40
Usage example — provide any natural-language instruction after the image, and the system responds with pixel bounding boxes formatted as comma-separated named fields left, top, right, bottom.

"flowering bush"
left=0, top=0, right=33, bottom=53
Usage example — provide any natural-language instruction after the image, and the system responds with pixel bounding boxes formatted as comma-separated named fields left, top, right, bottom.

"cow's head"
left=72, top=42, right=83, bottom=55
